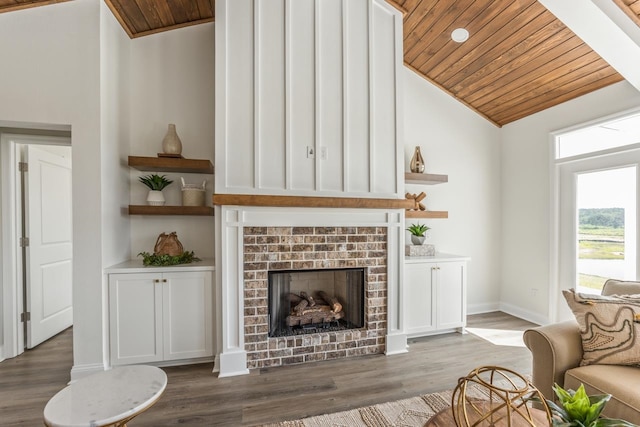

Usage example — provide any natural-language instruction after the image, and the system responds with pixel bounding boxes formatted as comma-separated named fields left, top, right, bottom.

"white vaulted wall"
left=215, top=0, right=403, bottom=197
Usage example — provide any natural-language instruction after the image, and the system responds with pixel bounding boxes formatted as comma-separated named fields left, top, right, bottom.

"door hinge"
left=20, top=237, right=29, bottom=247
left=20, top=312, right=31, bottom=322
left=18, top=162, right=28, bottom=172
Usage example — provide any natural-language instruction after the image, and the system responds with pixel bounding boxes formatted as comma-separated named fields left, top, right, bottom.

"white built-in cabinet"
left=106, top=260, right=215, bottom=366
left=404, top=254, right=469, bottom=337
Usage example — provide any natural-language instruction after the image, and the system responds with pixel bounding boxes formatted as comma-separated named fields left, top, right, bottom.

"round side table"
left=427, top=366, right=552, bottom=427
left=44, top=365, right=167, bottom=427
left=426, top=403, right=550, bottom=426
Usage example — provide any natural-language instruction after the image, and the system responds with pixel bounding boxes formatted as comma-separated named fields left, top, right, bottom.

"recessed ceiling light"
left=451, top=28, right=469, bottom=43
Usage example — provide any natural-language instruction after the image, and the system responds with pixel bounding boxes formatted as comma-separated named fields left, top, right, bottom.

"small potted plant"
left=139, top=174, right=173, bottom=206
left=406, top=223, right=430, bottom=245
left=542, top=383, right=635, bottom=426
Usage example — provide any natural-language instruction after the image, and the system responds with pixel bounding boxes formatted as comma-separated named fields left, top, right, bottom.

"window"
left=555, top=112, right=640, bottom=159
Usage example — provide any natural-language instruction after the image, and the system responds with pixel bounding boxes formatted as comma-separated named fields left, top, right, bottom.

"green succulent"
left=138, top=174, right=173, bottom=191
left=544, top=383, right=636, bottom=426
left=406, top=223, right=430, bottom=237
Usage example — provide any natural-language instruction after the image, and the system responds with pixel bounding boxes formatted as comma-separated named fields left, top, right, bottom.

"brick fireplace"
left=243, top=226, right=387, bottom=369
left=214, top=206, right=407, bottom=378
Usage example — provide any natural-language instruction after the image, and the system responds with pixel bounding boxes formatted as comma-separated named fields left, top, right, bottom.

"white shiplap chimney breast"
left=215, top=0, right=404, bottom=198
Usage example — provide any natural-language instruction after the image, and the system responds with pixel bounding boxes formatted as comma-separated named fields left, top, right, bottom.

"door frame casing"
left=549, top=108, right=640, bottom=324
left=1, top=134, right=71, bottom=361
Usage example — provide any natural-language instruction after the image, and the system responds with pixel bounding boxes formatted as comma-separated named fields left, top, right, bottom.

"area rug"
left=257, top=385, right=497, bottom=427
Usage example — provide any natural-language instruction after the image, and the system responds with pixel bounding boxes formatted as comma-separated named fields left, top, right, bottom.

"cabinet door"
left=404, top=263, right=435, bottom=335
left=436, top=261, right=466, bottom=330
left=109, top=273, right=163, bottom=365
left=162, top=271, right=213, bottom=360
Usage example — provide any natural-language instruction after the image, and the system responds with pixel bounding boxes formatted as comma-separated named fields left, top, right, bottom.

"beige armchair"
left=523, top=279, right=640, bottom=424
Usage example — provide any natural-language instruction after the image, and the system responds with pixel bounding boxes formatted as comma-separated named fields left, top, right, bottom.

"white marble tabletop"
left=44, top=365, right=167, bottom=427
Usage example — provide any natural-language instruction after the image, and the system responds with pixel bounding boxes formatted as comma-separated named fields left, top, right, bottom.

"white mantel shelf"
left=404, top=253, right=470, bottom=263
left=106, top=258, right=215, bottom=274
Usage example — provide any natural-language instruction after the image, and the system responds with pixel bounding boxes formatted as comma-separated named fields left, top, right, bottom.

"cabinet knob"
left=162, top=279, right=167, bottom=283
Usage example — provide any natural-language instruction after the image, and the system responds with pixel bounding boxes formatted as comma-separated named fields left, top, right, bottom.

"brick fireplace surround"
left=243, top=226, right=387, bottom=369
left=214, top=206, right=406, bottom=377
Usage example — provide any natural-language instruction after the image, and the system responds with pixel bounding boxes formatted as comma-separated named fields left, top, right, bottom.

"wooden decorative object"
left=449, top=366, right=552, bottom=427
left=405, top=192, right=427, bottom=211
left=154, top=232, right=183, bottom=256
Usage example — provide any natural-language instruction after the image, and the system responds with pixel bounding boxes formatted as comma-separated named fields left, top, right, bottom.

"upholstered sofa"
left=523, top=279, right=640, bottom=424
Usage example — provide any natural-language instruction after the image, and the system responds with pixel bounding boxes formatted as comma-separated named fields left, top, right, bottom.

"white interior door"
left=24, top=145, right=73, bottom=348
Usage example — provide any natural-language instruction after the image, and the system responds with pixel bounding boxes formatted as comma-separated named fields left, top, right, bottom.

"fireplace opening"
left=268, top=268, right=365, bottom=337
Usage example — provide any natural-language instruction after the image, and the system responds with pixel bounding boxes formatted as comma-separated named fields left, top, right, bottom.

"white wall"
left=0, top=0, right=104, bottom=373
left=128, top=23, right=215, bottom=258
left=501, top=81, right=640, bottom=324
left=100, top=1, right=132, bottom=366
left=403, top=68, right=503, bottom=313
left=101, top=2, right=132, bottom=268
left=216, top=0, right=403, bottom=198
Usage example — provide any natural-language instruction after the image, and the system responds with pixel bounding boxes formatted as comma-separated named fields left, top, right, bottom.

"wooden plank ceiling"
left=1, top=0, right=636, bottom=126
left=103, top=0, right=214, bottom=39
left=0, top=0, right=69, bottom=13
left=614, top=0, right=640, bottom=26
left=388, top=0, right=624, bottom=126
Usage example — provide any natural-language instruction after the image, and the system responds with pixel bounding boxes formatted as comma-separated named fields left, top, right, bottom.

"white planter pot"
left=147, top=190, right=165, bottom=206
left=411, top=235, right=425, bottom=245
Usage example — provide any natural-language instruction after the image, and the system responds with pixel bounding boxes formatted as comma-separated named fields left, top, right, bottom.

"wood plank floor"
left=0, top=312, right=536, bottom=426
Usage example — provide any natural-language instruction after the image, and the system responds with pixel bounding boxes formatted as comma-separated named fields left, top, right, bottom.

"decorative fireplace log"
left=288, top=293, right=303, bottom=304
left=292, top=299, right=308, bottom=315
left=316, top=291, right=343, bottom=313
left=300, top=305, right=332, bottom=315
left=285, top=309, right=345, bottom=327
left=300, top=291, right=317, bottom=306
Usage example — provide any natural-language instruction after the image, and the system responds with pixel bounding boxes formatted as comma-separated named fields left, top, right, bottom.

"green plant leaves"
left=548, top=383, right=635, bottom=427
left=138, top=174, right=173, bottom=191
left=406, top=223, right=430, bottom=236
left=138, top=251, right=201, bottom=266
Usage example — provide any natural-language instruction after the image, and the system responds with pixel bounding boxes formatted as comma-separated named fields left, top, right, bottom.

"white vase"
left=147, top=190, right=165, bottom=206
left=162, top=123, right=182, bottom=155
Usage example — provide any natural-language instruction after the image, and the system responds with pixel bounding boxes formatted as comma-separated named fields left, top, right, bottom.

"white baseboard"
left=499, top=302, right=549, bottom=326
left=70, top=363, right=105, bottom=382
left=466, top=302, right=549, bottom=326
left=385, top=332, right=408, bottom=355
left=467, top=302, right=500, bottom=315
left=216, top=351, right=249, bottom=378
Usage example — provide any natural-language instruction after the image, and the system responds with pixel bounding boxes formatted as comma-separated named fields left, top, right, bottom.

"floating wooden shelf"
left=405, top=210, right=448, bottom=219
left=405, top=173, right=448, bottom=185
left=128, top=156, right=214, bottom=174
left=128, top=205, right=214, bottom=216
left=212, top=194, right=414, bottom=210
